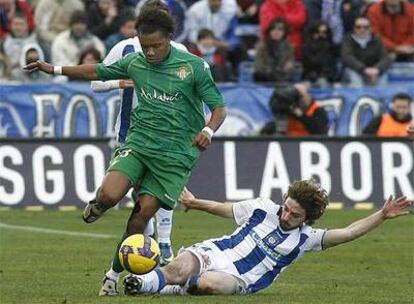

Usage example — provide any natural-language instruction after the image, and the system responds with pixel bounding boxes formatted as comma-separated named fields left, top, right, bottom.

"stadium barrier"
left=0, top=137, right=412, bottom=209
left=1, top=83, right=414, bottom=137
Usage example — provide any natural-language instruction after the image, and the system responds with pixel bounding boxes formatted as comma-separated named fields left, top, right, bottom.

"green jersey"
left=96, top=46, right=225, bottom=168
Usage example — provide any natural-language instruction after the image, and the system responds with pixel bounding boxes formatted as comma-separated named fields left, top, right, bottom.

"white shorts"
left=182, top=240, right=248, bottom=294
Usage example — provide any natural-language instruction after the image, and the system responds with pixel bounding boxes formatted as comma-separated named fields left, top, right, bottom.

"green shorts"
left=107, top=147, right=192, bottom=209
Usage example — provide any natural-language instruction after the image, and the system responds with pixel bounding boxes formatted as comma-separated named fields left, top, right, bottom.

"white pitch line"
left=0, top=223, right=116, bottom=239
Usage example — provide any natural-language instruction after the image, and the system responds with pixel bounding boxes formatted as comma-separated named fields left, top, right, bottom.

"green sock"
left=112, top=232, right=129, bottom=273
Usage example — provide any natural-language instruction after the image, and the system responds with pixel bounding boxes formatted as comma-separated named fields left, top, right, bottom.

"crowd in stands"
left=0, top=0, right=413, bottom=137
left=1, top=0, right=413, bottom=85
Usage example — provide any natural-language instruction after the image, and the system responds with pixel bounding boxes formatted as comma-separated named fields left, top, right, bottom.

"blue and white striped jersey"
left=101, top=37, right=188, bottom=144
left=211, top=197, right=326, bottom=293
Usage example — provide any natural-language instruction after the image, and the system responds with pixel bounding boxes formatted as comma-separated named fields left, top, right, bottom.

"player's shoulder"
left=172, top=47, right=209, bottom=69
left=254, top=197, right=280, bottom=211
left=114, top=37, right=139, bottom=49
left=170, top=41, right=188, bottom=52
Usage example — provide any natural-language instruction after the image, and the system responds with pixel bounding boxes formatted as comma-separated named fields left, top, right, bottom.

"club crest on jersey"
left=177, top=66, right=190, bottom=80
left=264, top=232, right=281, bottom=248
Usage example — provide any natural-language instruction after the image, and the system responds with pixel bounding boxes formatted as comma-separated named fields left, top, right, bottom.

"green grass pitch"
left=0, top=209, right=413, bottom=304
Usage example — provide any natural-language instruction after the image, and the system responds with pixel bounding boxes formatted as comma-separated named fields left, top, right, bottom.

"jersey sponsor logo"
left=140, top=88, right=181, bottom=103
left=177, top=66, right=190, bottom=80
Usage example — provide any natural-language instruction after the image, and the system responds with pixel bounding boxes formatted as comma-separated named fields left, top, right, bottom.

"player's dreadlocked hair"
left=285, top=179, right=329, bottom=225
left=135, top=7, right=175, bottom=37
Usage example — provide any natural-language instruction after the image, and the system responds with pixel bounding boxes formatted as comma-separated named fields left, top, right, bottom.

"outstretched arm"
left=24, top=61, right=99, bottom=80
left=179, top=187, right=233, bottom=219
left=322, top=196, right=412, bottom=249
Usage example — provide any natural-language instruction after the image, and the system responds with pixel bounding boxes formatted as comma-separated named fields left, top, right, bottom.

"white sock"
left=160, top=285, right=187, bottom=295
left=156, top=209, right=173, bottom=244
left=138, top=268, right=167, bottom=293
left=144, top=217, right=155, bottom=237
left=106, top=265, right=121, bottom=281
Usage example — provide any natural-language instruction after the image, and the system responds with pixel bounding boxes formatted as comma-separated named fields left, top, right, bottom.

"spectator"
left=259, top=0, right=307, bottom=59
left=0, top=0, right=34, bottom=39
left=104, top=13, right=136, bottom=51
left=304, top=0, right=364, bottom=44
left=188, top=28, right=231, bottom=82
left=363, top=93, right=413, bottom=137
left=367, top=0, right=414, bottom=61
left=0, top=0, right=35, bottom=39
left=302, top=20, right=337, bottom=87
left=78, top=47, right=102, bottom=65
left=34, top=0, right=84, bottom=44
left=261, top=84, right=329, bottom=136
left=51, top=10, right=105, bottom=66
left=253, top=17, right=294, bottom=82
left=10, top=42, right=51, bottom=82
left=341, top=16, right=392, bottom=88
left=185, top=0, right=242, bottom=68
left=0, top=51, right=11, bottom=81
left=0, top=12, right=38, bottom=74
left=87, top=0, right=132, bottom=40
left=236, top=0, right=259, bottom=24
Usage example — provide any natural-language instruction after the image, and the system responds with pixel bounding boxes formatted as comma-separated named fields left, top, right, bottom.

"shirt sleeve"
left=193, top=60, right=226, bottom=110
left=103, top=42, right=124, bottom=65
left=233, top=197, right=273, bottom=226
left=96, top=55, right=134, bottom=81
left=302, top=226, right=327, bottom=252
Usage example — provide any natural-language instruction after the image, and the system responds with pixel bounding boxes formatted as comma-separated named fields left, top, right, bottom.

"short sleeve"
left=193, top=60, right=225, bottom=110
left=233, top=197, right=274, bottom=226
left=96, top=55, right=134, bottom=81
left=302, top=227, right=327, bottom=252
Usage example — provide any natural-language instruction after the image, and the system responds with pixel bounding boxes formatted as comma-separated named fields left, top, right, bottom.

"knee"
left=98, top=187, right=121, bottom=206
left=162, top=263, right=188, bottom=285
left=196, top=277, right=217, bottom=295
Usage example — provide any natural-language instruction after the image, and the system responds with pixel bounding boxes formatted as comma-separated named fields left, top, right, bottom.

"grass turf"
left=0, top=209, right=413, bottom=304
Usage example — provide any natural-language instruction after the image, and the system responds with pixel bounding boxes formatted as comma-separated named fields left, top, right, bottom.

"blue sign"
left=1, top=82, right=413, bottom=137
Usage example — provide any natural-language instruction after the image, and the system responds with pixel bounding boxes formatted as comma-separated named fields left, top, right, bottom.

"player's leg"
left=99, top=194, right=160, bottom=296
left=132, top=186, right=155, bottom=237
left=83, top=148, right=142, bottom=223
left=188, top=271, right=245, bottom=295
left=156, top=208, right=174, bottom=265
left=123, top=251, right=200, bottom=295
left=83, top=171, right=130, bottom=223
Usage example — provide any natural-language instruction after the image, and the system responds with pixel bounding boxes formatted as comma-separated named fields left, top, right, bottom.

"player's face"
left=139, top=30, right=171, bottom=65
left=280, top=197, right=307, bottom=230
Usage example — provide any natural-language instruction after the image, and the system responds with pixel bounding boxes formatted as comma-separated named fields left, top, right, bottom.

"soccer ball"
left=119, top=234, right=160, bottom=275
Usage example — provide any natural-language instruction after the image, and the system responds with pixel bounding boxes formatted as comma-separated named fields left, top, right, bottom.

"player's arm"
left=91, top=42, right=135, bottom=92
left=24, top=61, right=99, bottom=80
left=193, top=61, right=227, bottom=150
left=194, top=106, right=227, bottom=150
left=322, top=196, right=412, bottom=249
left=91, top=80, right=134, bottom=92
left=179, top=187, right=234, bottom=219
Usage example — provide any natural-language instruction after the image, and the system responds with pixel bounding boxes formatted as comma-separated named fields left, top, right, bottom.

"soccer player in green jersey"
left=25, top=7, right=227, bottom=295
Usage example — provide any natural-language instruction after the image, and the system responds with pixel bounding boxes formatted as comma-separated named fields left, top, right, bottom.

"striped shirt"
left=211, top=197, right=326, bottom=293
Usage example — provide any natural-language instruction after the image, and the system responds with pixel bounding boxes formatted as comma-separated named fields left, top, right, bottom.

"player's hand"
left=120, top=79, right=134, bottom=89
left=23, top=60, right=54, bottom=74
left=381, top=195, right=413, bottom=219
left=179, top=187, right=195, bottom=212
left=192, top=130, right=212, bottom=151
